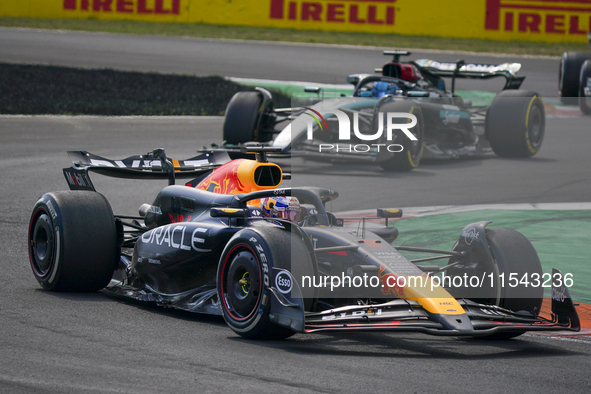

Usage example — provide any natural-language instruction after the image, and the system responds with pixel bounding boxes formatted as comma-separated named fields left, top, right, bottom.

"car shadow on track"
left=288, top=156, right=501, bottom=178
left=493, top=156, right=558, bottom=164
left=419, top=154, right=558, bottom=167
left=228, top=331, right=584, bottom=360
left=40, top=289, right=230, bottom=326
left=35, top=288, right=117, bottom=303
left=37, top=291, right=583, bottom=359
left=288, top=163, right=438, bottom=178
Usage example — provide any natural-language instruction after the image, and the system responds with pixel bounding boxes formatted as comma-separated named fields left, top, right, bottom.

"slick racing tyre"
left=378, top=101, right=424, bottom=172
left=28, top=191, right=118, bottom=292
left=483, top=228, right=543, bottom=339
left=446, top=228, right=543, bottom=339
left=486, top=90, right=545, bottom=158
left=217, top=227, right=316, bottom=339
left=579, top=60, right=591, bottom=115
left=559, top=51, right=591, bottom=100
left=223, top=91, right=272, bottom=145
left=486, top=228, right=544, bottom=315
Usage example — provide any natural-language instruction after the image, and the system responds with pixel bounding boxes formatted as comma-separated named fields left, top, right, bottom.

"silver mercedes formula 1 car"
left=221, top=50, right=545, bottom=171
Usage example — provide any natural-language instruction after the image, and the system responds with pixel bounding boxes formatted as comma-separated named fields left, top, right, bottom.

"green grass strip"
left=393, top=210, right=591, bottom=303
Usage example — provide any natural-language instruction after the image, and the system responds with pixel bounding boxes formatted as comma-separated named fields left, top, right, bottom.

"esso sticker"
left=275, top=271, right=293, bottom=294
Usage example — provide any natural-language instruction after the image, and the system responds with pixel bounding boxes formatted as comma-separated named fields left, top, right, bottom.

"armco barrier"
left=1, top=0, right=590, bottom=43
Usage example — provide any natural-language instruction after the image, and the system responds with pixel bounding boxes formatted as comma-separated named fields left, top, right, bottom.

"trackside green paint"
left=392, top=210, right=591, bottom=303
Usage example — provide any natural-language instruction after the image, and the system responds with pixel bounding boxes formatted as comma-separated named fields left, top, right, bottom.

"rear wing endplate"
left=63, top=148, right=230, bottom=191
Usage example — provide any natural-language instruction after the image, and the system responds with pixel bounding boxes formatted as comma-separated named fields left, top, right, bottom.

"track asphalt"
left=1, top=29, right=591, bottom=392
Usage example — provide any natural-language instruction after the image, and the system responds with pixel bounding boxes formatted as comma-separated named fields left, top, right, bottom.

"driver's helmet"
left=260, top=196, right=301, bottom=222
left=371, top=81, right=398, bottom=98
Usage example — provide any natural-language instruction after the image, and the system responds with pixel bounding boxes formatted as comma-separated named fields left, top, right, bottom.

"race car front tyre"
left=484, top=228, right=544, bottom=339
left=486, top=228, right=544, bottom=314
left=378, top=102, right=424, bottom=172
left=486, top=90, right=545, bottom=158
left=559, top=51, right=591, bottom=100
left=28, top=191, right=118, bottom=292
left=223, top=91, right=265, bottom=145
left=579, top=60, right=591, bottom=115
left=217, top=227, right=317, bottom=339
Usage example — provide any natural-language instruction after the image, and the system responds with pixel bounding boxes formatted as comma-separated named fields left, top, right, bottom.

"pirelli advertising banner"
left=1, top=0, right=590, bottom=43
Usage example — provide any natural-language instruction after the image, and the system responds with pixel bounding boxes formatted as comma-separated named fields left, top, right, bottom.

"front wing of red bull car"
left=234, top=193, right=580, bottom=339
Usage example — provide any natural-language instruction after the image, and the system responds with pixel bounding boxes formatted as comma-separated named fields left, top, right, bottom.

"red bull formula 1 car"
left=221, top=50, right=545, bottom=171
left=28, top=147, right=579, bottom=339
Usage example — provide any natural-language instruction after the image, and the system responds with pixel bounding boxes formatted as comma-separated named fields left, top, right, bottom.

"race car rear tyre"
left=378, top=102, right=424, bottom=172
left=486, top=90, right=545, bottom=158
left=484, top=228, right=544, bottom=339
left=578, top=60, right=591, bottom=115
left=28, top=191, right=118, bottom=292
left=217, top=227, right=317, bottom=339
left=559, top=51, right=591, bottom=100
left=223, top=91, right=265, bottom=145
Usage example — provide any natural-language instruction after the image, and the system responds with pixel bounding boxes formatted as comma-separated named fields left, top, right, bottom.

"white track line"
left=228, top=77, right=352, bottom=90
left=337, top=202, right=591, bottom=218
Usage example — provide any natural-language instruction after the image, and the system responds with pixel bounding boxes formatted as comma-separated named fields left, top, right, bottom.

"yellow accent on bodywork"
left=408, top=297, right=466, bottom=315
left=172, top=159, right=180, bottom=172
left=399, top=274, right=465, bottom=315
left=236, top=160, right=283, bottom=191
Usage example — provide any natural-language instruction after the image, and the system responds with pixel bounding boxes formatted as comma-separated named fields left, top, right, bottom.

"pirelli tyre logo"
left=485, top=0, right=591, bottom=36
left=269, top=0, right=396, bottom=26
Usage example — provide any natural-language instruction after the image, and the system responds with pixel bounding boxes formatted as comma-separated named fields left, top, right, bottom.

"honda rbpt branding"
left=305, top=108, right=417, bottom=153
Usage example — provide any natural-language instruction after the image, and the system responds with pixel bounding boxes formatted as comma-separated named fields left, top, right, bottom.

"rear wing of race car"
left=413, top=58, right=525, bottom=90
left=63, top=148, right=231, bottom=192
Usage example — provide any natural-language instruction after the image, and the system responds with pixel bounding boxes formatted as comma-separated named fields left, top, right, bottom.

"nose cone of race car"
left=393, top=274, right=474, bottom=333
